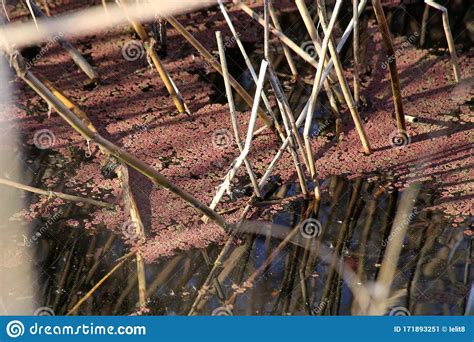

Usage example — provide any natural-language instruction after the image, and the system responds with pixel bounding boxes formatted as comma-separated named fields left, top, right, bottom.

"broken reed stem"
left=371, top=0, right=406, bottom=132
left=10, top=51, right=229, bottom=231
left=295, top=0, right=341, bottom=139
left=119, top=166, right=147, bottom=307
left=43, top=79, right=147, bottom=307
left=370, top=182, right=421, bottom=315
left=26, top=1, right=99, bottom=82
left=303, top=0, right=342, bottom=199
left=218, top=1, right=284, bottom=138
left=424, top=0, right=461, bottom=82
left=267, top=0, right=298, bottom=77
left=204, top=60, right=268, bottom=219
left=267, top=66, right=309, bottom=197
left=267, top=67, right=309, bottom=169
left=0, top=177, right=113, bottom=208
left=294, top=0, right=341, bottom=123
left=67, top=251, right=135, bottom=315
left=117, top=1, right=186, bottom=114
left=353, top=0, right=360, bottom=106
left=166, top=15, right=274, bottom=131
left=318, top=0, right=372, bottom=155
left=234, top=0, right=318, bottom=68
left=216, top=31, right=261, bottom=199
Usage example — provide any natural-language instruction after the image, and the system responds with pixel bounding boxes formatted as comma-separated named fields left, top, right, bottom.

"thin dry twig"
left=216, top=31, right=261, bottom=198
left=372, top=0, right=406, bottom=131
left=0, top=177, right=114, bottom=208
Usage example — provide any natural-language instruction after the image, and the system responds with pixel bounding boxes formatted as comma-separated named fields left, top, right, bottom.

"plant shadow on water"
left=25, top=165, right=471, bottom=316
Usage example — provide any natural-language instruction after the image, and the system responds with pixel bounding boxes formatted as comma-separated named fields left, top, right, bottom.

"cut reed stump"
left=372, top=0, right=406, bottom=132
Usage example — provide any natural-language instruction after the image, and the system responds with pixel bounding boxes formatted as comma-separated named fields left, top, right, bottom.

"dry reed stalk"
left=25, top=1, right=99, bottom=82
left=372, top=0, right=406, bottom=131
left=158, top=17, right=167, bottom=55
left=204, top=60, right=268, bottom=218
left=119, top=166, right=147, bottom=307
left=166, top=16, right=275, bottom=131
left=116, top=1, right=186, bottom=114
left=267, top=67, right=308, bottom=168
left=263, top=0, right=270, bottom=60
left=0, top=177, right=113, bottom=208
left=369, top=182, right=421, bottom=315
left=294, top=0, right=341, bottom=133
left=42, top=79, right=147, bottom=307
left=317, top=0, right=372, bottom=155
left=303, top=0, right=342, bottom=199
left=217, top=1, right=285, bottom=139
left=420, top=4, right=430, bottom=47
left=318, top=0, right=368, bottom=88
left=10, top=51, right=229, bottom=230
left=234, top=0, right=319, bottom=68
left=267, top=0, right=298, bottom=78
left=216, top=31, right=261, bottom=198
left=424, top=0, right=461, bottom=82
left=353, top=0, right=361, bottom=106
left=67, top=251, right=135, bottom=315
left=267, top=67, right=309, bottom=197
